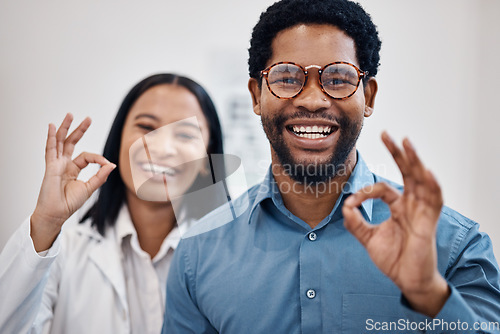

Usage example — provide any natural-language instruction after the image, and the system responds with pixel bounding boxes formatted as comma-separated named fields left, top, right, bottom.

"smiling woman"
left=119, top=84, right=211, bottom=208
left=128, top=116, right=210, bottom=202
left=0, top=73, right=227, bottom=334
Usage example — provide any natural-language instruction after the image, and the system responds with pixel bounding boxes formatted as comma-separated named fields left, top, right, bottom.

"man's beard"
left=261, top=110, right=362, bottom=184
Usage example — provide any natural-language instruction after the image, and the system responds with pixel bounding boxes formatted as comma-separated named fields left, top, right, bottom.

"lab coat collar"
left=81, top=207, right=129, bottom=315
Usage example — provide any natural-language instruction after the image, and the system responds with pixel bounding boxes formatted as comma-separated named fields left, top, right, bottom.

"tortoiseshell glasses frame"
left=260, top=61, right=368, bottom=100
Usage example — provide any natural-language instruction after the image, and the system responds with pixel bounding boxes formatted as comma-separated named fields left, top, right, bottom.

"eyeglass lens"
left=267, top=63, right=360, bottom=99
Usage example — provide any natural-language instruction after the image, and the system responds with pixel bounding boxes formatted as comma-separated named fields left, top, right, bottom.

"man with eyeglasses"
left=163, top=0, right=500, bottom=333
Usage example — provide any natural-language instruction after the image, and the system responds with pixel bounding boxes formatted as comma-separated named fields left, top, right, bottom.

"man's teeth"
left=296, top=133, right=326, bottom=139
left=291, top=125, right=333, bottom=139
left=141, top=163, right=176, bottom=176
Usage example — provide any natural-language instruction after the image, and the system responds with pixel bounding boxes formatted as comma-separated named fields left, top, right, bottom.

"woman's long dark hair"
left=80, top=73, right=226, bottom=236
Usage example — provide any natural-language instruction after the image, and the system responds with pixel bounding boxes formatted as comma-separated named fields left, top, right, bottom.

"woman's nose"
left=144, top=126, right=177, bottom=157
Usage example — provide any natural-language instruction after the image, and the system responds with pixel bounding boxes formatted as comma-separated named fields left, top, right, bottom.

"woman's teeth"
left=291, top=125, right=334, bottom=139
left=141, top=163, right=176, bottom=176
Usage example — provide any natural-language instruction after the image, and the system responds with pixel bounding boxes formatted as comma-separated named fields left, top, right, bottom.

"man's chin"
left=278, top=160, right=337, bottom=182
left=269, top=129, right=356, bottom=184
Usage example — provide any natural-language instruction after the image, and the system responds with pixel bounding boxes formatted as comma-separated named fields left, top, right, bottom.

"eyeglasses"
left=260, top=61, right=368, bottom=100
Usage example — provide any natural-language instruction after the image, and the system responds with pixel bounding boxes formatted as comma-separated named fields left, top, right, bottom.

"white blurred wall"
left=1, top=0, right=499, bottom=261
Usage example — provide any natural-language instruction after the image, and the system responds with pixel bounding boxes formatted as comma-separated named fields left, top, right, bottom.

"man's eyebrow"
left=134, top=114, right=159, bottom=121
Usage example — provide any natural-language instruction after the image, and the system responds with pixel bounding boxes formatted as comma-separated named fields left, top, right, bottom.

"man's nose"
left=292, top=75, right=330, bottom=112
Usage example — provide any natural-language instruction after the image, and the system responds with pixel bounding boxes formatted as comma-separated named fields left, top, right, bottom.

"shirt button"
left=306, top=289, right=316, bottom=299
left=308, top=232, right=317, bottom=241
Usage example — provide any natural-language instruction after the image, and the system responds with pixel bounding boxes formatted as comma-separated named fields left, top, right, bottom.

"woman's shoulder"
left=59, top=217, right=111, bottom=253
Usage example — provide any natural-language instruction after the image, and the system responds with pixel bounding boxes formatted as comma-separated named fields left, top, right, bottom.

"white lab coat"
left=0, top=213, right=135, bottom=334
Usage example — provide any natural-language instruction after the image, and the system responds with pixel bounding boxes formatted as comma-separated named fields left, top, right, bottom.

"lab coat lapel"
left=88, top=232, right=128, bottom=313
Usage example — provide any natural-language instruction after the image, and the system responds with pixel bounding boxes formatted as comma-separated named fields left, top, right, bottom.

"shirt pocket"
left=342, top=293, right=408, bottom=334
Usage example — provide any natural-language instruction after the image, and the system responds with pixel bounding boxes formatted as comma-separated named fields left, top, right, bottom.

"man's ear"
left=248, top=78, right=262, bottom=116
left=363, top=77, right=378, bottom=118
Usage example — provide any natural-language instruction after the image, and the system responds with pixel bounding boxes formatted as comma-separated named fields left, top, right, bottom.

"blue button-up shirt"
left=164, top=155, right=500, bottom=333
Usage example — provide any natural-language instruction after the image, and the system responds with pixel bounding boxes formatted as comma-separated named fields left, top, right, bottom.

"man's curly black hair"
left=248, top=0, right=381, bottom=82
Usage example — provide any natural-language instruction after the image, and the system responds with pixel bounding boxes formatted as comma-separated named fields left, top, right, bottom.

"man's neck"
left=272, top=153, right=357, bottom=229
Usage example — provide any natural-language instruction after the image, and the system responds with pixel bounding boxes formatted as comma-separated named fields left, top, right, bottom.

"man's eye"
left=324, top=78, right=355, bottom=88
left=329, top=79, right=346, bottom=85
left=274, top=78, right=301, bottom=85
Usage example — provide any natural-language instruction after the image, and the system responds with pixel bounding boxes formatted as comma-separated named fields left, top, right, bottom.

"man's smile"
left=282, top=118, right=340, bottom=150
left=288, top=124, right=336, bottom=139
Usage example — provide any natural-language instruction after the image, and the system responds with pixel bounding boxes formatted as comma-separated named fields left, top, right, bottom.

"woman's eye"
left=137, top=124, right=155, bottom=131
left=176, top=133, right=197, bottom=141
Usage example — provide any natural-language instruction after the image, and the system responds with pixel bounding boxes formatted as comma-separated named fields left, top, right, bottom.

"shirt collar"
left=248, top=152, right=375, bottom=224
left=115, top=205, right=192, bottom=262
left=247, top=168, right=276, bottom=223
left=115, top=205, right=136, bottom=242
left=341, top=153, right=374, bottom=221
